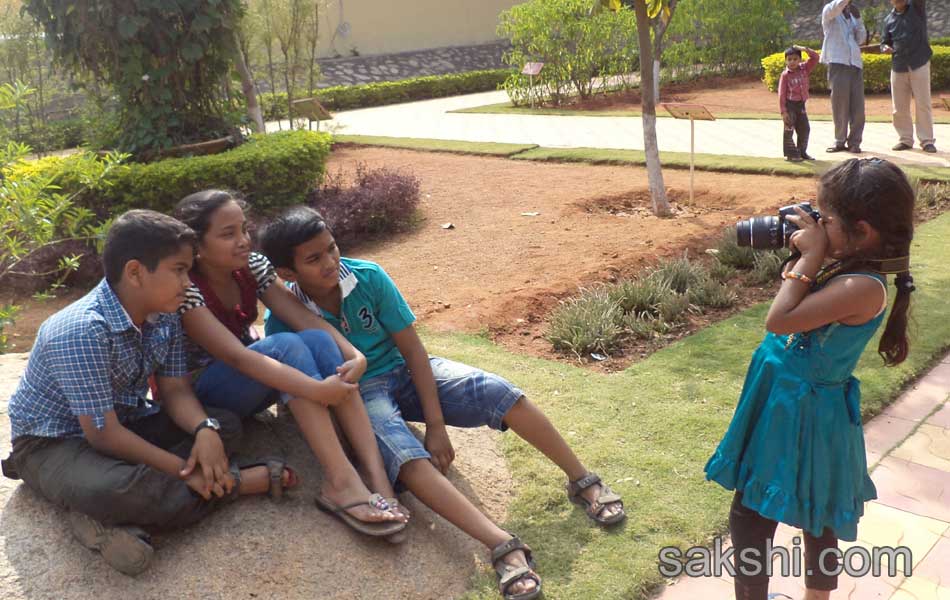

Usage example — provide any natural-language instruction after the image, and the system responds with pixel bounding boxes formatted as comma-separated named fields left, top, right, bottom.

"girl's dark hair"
left=817, top=158, right=915, bottom=365
left=784, top=47, right=800, bottom=58
left=173, top=189, right=247, bottom=240
left=258, top=205, right=329, bottom=270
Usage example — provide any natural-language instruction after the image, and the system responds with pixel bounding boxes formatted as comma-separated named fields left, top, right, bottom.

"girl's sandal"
left=232, top=456, right=299, bottom=501
left=566, top=472, right=626, bottom=527
left=491, top=536, right=542, bottom=600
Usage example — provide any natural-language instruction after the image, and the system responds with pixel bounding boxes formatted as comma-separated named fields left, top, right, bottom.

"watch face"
left=208, top=418, right=221, bottom=430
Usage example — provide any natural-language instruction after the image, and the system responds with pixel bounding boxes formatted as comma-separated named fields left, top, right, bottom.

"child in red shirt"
left=779, top=45, right=820, bottom=161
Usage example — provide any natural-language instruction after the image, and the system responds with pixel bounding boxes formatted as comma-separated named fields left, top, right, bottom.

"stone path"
left=272, top=89, right=950, bottom=167
left=653, top=355, right=950, bottom=599
left=314, top=41, right=509, bottom=88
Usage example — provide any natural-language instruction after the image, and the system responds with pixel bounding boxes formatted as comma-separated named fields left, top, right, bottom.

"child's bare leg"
left=399, top=458, right=537, bottom=597
left=804, top=591, right=830, bottom=600
left=502, top=396, right=623, bottom=519
left=287, top=397, right=399, bottom=523
left=331, top=390, right=402, bottom=508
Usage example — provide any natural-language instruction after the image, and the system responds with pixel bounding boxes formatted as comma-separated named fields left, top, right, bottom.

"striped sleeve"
left=248, top=252, right=277, bottom=297
left=178, top=283, right=205, bottom=314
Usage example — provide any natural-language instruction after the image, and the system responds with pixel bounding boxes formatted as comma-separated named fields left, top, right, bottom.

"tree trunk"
left=634, top=0, right=671, bottom=217
left=231, top=29, right=264, bottom=133
left=653, top=59, right=660, bottom=103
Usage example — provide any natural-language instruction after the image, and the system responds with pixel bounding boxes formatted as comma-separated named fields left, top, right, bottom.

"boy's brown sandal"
left=491, top=536, right=542, bottom=600
left=566, top=472, right=626, bottom=526
left=69, top=511, right=154, bottom=576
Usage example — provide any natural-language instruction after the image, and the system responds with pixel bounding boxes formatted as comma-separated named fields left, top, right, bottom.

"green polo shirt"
left=264, top=257, right=415, bottom=381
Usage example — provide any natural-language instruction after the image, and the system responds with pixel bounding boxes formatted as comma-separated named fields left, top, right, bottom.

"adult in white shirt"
left=821, top=0, right=868, bottom=153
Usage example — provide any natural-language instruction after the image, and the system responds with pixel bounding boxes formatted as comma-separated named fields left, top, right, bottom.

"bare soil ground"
left=3, top=147, right=818, bottom=366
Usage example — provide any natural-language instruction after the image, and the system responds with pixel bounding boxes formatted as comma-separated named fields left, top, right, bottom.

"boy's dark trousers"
left=783, top=99, right=810, bottom=159
left=2, top=407, right=242, bottom=531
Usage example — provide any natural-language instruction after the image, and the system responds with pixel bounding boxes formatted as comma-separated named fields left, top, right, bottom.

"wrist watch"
left=193, top=417, right=221, bottom=436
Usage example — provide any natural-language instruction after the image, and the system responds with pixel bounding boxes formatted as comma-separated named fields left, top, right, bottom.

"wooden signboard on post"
left=291, top=97, right=333, bottom=131
left=660, top=103, right=715, bottom=203
left=521, top=62, right=544, bottom=108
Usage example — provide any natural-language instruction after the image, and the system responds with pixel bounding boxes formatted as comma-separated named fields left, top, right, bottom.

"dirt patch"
left=560, top=75, right=950, bottom=119
left=3, top=147, right=817, bottom=352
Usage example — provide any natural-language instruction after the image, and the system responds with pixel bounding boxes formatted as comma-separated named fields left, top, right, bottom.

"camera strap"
left=865, top=256, right=911, bottom=274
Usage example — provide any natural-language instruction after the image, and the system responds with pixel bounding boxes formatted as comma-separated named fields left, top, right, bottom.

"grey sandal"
left=566, top=472, right=626, bottom=526
left=491, top=536, right=542, bottom=600
left=233, top=456, right=298, bottom=500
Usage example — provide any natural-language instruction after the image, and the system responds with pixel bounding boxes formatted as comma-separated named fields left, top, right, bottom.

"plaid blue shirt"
left=8, top=279, right=188, bottom=440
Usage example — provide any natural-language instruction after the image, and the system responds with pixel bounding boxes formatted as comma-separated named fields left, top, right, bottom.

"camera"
left=736, top=202, right=820, bottom=250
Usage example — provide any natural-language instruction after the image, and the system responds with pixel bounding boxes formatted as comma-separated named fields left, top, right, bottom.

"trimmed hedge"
left=13, top=130, right=331, bottom=217
left=259, top=69, right=512, bottom=119
left=763, top=45, right=950, bottom=93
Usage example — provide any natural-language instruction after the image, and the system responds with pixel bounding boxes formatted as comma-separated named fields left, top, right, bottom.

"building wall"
left=317, top=0, right=521, bottom=58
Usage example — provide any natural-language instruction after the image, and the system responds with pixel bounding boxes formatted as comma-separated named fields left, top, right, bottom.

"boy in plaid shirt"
left=779, top=45, right=820, bottom=161
left=2, top=210, right=292, bottom=575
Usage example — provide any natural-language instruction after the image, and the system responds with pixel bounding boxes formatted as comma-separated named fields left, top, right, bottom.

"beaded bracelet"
left=782, top=271, right=814, bottom=284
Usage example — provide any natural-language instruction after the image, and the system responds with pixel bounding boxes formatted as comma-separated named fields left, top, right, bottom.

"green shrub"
left=746, top=250, right=790, bottom=285
left=15, top=130, right=331, bottom=217
left=687, top=277, right=738, bottom=309
left=709, top=260, right=737, bottom=283
left=715, top=226, right=756, bottom=269
left=497, top=0, right=639, bottom=107
left=547, top=286, right=624, bottom=357
left=657, top=292, right=691, bottom=323
left=763, top=45, right=950, bottom=93
left=259, top=69, right=511, bottom=120
left=607, top=278, right=672, bottom=315
left=648, top=255, right=709, bottom=294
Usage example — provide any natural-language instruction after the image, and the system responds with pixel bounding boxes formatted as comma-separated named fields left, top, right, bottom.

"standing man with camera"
left=821, top=0, right=868, bottom=154
left=882, top=0, right=936, bottom=153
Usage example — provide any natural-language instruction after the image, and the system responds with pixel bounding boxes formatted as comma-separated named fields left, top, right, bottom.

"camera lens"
left=736, top=216, right=783, bottom=249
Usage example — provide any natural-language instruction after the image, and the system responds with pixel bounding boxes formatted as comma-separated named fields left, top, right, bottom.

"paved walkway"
left=274, top=89, right=950, bottom=168
left=654, top=355, right=950, bottom=599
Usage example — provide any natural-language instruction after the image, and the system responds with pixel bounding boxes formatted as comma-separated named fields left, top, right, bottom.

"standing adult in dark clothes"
left=821, top=0, right=868, bottom=153
left=882, top=0, right=937, bottom=153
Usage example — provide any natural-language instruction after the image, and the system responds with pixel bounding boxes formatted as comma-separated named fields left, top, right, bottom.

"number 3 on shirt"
left=358, top=306, right=375, bottom=330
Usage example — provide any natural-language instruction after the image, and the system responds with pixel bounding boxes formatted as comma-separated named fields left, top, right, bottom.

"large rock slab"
left=0, top=353, right=513, bottom=599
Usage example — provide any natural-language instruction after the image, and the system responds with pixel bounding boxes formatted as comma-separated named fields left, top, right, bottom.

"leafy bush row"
left=547, top=228, right=794, bottom=358
left=547, top=254, right=739, bottom=357
left=259, top=69, right=511, bottom=120
left=763, top=45, right=950, bottom=93
left=10, top=130, right=332, bottom=217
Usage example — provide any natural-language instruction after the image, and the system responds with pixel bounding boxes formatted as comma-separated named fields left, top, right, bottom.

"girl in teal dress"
left=704, top=158, right=917, bottom=600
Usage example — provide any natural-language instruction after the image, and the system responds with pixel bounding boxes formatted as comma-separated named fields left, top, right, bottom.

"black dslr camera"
left=735, top=202, right=821, bottom=250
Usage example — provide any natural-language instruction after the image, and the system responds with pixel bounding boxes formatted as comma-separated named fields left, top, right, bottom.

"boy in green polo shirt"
left=261, top=206, right=626, bottom=600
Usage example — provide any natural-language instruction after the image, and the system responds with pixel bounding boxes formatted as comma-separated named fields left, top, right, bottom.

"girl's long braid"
left=816, top=159, right=916, bottom=366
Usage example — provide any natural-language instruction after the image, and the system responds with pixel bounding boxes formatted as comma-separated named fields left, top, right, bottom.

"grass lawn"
left=416, top=211, right=950, bottom=599
left=332, top=135, right=537, bottom=156
left=452, top=102, right=950, bottom=125
left=333, top=135, right=950, bottom=184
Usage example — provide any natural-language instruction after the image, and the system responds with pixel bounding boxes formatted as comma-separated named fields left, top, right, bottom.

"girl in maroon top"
left=174, top=190, right=408, bottom=539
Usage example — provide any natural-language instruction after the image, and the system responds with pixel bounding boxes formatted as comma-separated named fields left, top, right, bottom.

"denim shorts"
left=359, top=356, right=524, bottom=483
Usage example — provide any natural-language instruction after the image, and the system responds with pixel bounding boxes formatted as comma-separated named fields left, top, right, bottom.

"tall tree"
left=597, top=0, right=672, bottom=216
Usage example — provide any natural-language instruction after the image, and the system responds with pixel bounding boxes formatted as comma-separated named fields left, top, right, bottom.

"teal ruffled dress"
left=704, top=273, right=884, bottom=542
